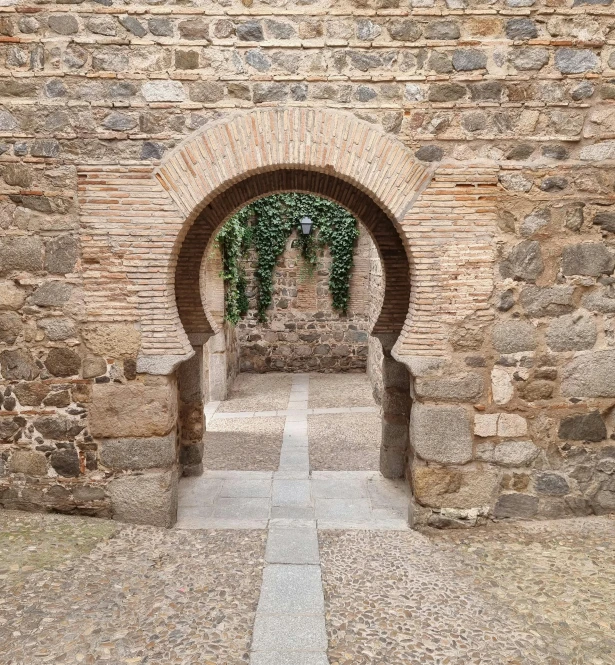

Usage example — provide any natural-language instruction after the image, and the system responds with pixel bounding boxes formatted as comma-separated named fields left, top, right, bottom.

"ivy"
left=215, top=193, right=359, bottom=324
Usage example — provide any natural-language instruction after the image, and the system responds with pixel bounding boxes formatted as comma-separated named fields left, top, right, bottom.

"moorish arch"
left=78, top=107, right=498, bottom=521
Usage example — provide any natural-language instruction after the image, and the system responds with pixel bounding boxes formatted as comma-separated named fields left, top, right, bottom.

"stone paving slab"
left=251, top=615, right=328, bottom=652
left=257, top=565, right=325, bottom=614
left=265, top=528, right=320, bottom=565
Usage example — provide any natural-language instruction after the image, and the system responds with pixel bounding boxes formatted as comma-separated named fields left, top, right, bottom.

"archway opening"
left=174, top=169, right=413, bottom=526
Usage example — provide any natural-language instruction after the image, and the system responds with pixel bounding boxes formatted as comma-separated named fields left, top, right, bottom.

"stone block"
left=410, top=403, right=472, bottom=464
left=0, top=311, right=22, bottom=344
left=535, top=473, right=569, bottom=496
left=82, top=323, right=141, bottom=358
left=415, top=373, right=484, bottom=402
left=44, top=235, right=78, bottom=274
left=582, top=288, right=615, bottom=313
left=380, top=417, right=408, bottom=479
left=561, top=351, right=615, bottom=398
left=50, top=447, right=80, bottom=477
left=492, top=320, right=537, bottom=353
left=100, top=432, right=177, bottom=470
left=34, top=415, right=84, bottom=440
left=45, top=347, right=81, bottom=377
left=0, top=236, right=44, bottom=275
left=547, top=313, right=597, bottom=352
left=9, top=450, right=48, bottom=476
left=493, top=440, right=539, bottom=467
left=30, top=281, right=72, bottom=307
left=474, top=413, right=498, bottom=437
left=558, top=411, right=607, bottom=442
left=520, top=286, right=574, bottom=318
left=13, top=382, right=49, bottom=406
left=90, top=381, right=177, bottom=438
left=0, top=349, right=39, bottom=381
left=108, top=468, right=178, bottom=527
left=499, top=241, right=544, bottom=282
left=37, top=317, right=76, bottom=341
left=561, top=243, right=615, bottom=277
left=497, top=413, right=528, bottom=437
left=82, top=355, right=107, bottom=379
left=141, top=81, right=186, bottom=102
left=494, top=493, right=538, bottom=518
left=413, top=466, right=499, bottom=510
left=491, top=367, right=514, bottom=405
left=0, top=281, right=26, bottom=310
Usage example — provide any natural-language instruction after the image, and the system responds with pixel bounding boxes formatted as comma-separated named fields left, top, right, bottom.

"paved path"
left=178, top=373, right=408, bottom=664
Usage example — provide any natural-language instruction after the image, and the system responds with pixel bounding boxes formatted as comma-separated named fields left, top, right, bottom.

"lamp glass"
left=300, top=216, right=313, bottom=235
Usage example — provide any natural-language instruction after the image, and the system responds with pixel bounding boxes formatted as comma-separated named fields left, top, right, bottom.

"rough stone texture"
left=413, top=467, right=500, bottom=510
left=493, top=440, right=540, bottom=466
left=520, top=286, right=575, bottom=318
left=546, top=313, right=597, bottom=351
left=414, top=373, right=484, bottom=402
left=100, top=432, right=177, bottom=471
left=89, top=381, right=178, bottom=438
left=561, top=351, right=615, bottom=398
left=559, top=411, right=607, bottom=442
left=410, top=403, right=472, bottom=464
left=108, top=468, right=178, bottom=528
left=492, top=320, right=538, bottom=353
left=81, top=323, right=141, bottom=358
left=562, top=244, right=615, bottom=277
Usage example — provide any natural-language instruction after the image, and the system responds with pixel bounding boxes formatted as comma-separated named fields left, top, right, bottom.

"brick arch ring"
left=78, top=107, right=498, bottom=376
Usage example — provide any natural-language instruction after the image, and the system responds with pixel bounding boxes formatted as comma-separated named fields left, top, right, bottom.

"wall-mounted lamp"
left=300, top=216, right=313, bottom=236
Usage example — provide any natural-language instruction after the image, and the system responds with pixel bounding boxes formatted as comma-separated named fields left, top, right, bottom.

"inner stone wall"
left=2, top=0, right=615, bottom=527
left=237, top=223, right=381, bottom=373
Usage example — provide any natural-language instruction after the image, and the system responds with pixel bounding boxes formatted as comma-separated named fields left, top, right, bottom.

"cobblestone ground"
left=320, top=516, right=615, bottom=665
left=0, top=512, right=266, bottom=665
left=308, top=373, right=375, bottom=409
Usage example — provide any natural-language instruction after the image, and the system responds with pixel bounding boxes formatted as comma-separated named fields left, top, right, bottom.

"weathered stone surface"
left=119, top=15, right=146, bottom=37
left=500, top=241, right=544, bottom=281
left=82, top=323, right=141, bottom=358
left=102, top=112, right=137, bottom=132
left=452, top=49, right=487, bottom=71
left=582, top=288, right=615, bottom=313
left=474, top=413, right=498, bottom=437
left=0, top=418, right=21, bottom=441
left=43, top=390, right=71, bottom=408
left=237, top=20, right=263, bottom=41
left=50, top=447, right=80, bottom=477
left=9, top=450, right=47, bottom=476
left=492, top=368, right=514, bottom=405
left=0, top=237, right=43, bottom=275
left=82, top=355, right=107, bottom=379
left=100, top=432, right=177, bottom=470
left=108, top=468, right=178, bottom=527
left=415, top=145, right=443, bottom=162
left=493, top=440, right=539, bottom=467
left=561, top=243, right=615, bottom=277
left=492, top=320, right=537, bottom=353
left=506, top=18, right=538, bottom=40
left=559, top=411, right=607, bottom=441
left=494, top=493, right=539, bottom=518
left=498, top=414, right=528, bottom=437
left=0, top=349, right=39, bottom=381
left=546, top=313, right=597, bottom=352
left=580, top=141, right=615, bottom=161
left=34, top=415, right=85, bottom=440
left=520, top=286, right=575, bottom=318
left=414, top=467, right=499, bottom=509
left=518, top=380, right=553, bottom=402
left=13, top=382, right=49, bottom=406
left=388, top=20, right=421, bottom=42
left=410, top=403, right=472, bottom=464
left=73, top=485, right=106, bottom=502
left=148, top=17, right=173, bottom=37
left=561, top=350, right=615, bottom=397
left=589, top=212, right=615, bottom=236
left=428, top=83, right=466, bottom=102
left=190, top=82, right=225, bottom=103
left=0, top=311, right=22, bottom=344
left=554, top=48, right=599, bottom=74
left=48, top=15, right=79, bottom=36
left=45, top=348, right=81, bottom=377
left=30, top=281, right=72, bottom=307
left=520, top=209, right=550, bottom=237
left=0, top=281, right=26, bottom=311
left=535, top=473, right=570, bottom=496
left=37, top=317, right=76, bottom=341
left=90, top=382, right=177, bottom=438
left=414, top=373, right=484, bottom=402
left=425, top=20, right=459, bottom=40
left=510, top=48, right=549, bottom=71
left=44, top=235, right=78, bottom=274
left=141, top=81, right=186, bottom=102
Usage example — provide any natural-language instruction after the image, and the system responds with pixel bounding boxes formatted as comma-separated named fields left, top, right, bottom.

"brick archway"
left=78, top=108, right=498, bottom=524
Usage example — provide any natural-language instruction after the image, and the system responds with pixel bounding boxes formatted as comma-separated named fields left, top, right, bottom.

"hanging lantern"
left=300, top=216, right=313, bottom=235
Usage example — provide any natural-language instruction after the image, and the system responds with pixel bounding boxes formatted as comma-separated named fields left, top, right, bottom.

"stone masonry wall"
left=237, top=223, right=378, bottom=373
left=2, top=0, right=615, bottom=525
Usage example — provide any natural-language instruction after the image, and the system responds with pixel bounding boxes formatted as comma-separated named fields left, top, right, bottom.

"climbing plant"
left=214, top=193, right=359, bottom=323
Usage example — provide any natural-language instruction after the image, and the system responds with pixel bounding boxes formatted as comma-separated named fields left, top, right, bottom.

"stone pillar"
left=377, top=334, right=411, bottom=479
left=90, top=375, right=179, bottom=527
left=178, top=341, right=205, bottom=476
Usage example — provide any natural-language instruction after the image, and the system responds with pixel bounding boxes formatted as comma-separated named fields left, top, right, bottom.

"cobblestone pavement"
left=217, top=373, right=294, bottom=413
left=308, top=373, right=375, bottom=409
left=0, top=512, right=266, bottom=665
left=320, top=517, right=615, bottom=665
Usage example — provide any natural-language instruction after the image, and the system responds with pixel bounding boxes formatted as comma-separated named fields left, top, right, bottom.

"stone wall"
left=367, top=239, right=385, bottom=404
left=237, top=224, right=378, bottom=373
left=1, top=0, right=615, bottom=526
